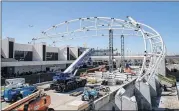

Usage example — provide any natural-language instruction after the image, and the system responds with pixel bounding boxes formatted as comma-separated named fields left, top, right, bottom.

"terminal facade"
left=1, top=37, right=147, bottom=78
left=1, top=37, right=85, bottom=77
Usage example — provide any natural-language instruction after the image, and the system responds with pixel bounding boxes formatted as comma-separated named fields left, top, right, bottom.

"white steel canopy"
left=32, top=16, right=166, bottom=82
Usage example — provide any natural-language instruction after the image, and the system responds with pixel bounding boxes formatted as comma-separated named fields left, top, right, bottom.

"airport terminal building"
left=1, top=37, right=148, bottom=78
left=1, top=37, right=85, bottom=77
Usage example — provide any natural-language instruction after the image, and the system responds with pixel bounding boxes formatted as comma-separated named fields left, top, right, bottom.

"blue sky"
left=2, top=2, right=179, bottom=55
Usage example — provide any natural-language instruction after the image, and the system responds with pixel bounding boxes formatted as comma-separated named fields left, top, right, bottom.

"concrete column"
left=116, top=59, right=120, bottom=68
left=58, top=47, right=67, bottom=61
left=149, top=76, right=157, bottom=97
left=115, top=88, right=138, bottom=110
left=155, top=76, right=162, bottom=96
left=70, top=47, right=78, bottom=59
left=157, top=57, right=166, bottom=76
left=2, top=38, right=9, bottom=58
left=2, top=37, right=15, bottom=58
left=135, top=81, right=152, bottom=110
left=33, top=43, right=43, bottom=61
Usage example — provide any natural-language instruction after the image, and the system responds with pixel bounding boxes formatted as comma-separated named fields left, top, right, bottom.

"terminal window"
left=14, top=51, right=33, bottom=61
left=46, top=52, right=58, bottom=61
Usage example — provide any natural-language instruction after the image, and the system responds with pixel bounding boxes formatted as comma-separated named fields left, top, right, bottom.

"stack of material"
left=87, top=72, right=103, bottom=84
left=67, top=100, right=89, bottom=110
left=115, top=72, right=127, bottom=81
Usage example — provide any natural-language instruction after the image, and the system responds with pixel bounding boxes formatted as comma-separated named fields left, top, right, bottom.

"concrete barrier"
left=115, top=80, right=138, bottom=110
left=94, top=79, right=136, bottom=110
left=135, top=81, right=152, bottom=110
left=94, top=93, right=110, bottom=110
left=149, top=76, right=157, bottom=97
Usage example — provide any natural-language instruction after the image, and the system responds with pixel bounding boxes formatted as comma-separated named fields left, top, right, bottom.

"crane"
left=50, top=48, right=93, bottom=92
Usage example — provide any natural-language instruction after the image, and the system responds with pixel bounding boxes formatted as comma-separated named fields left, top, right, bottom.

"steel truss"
left=32, top=16, right=166, bottom=82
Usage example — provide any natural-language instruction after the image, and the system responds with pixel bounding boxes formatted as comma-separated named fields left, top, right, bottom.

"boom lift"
left=2, top=90, right=54, bottom=111
left=3, top=85, right=37, bottom=102
left=2, top=78, right=37, bottom=102
left=4, top=78, right=25, bottom=89
left=50, top=48, right=93, bottom=92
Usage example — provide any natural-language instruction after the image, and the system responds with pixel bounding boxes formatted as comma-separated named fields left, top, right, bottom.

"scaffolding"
left=109, top=29, right=113, bottom=73
left=121, top=35, right=125, bottom=72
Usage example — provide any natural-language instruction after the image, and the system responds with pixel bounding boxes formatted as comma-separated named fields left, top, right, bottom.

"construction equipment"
left=81, top=86, right=100, bottom=101
left=3, top=84, right=37, bottom=102
left=16, top=93, right=53, bottom=111
left=86, top=65, right=106, bottom=73
left=5, top=78, right=25, bottom=89
left=124, top=64, right=136, bottom=75
left=50, top=48, right=93, bottom=92
left=3, top=90, right=54, bottom=111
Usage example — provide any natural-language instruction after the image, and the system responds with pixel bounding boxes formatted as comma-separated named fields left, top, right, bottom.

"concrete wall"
left=94, top=93, right=110, bottom=110
left=114, top=79, right=156, bottom=110
left=46, top=46, right=58, bottom=53
left=96, top=79, right=137, bottom=111
left=1, top=38, right=82, bottom=62
left=1, top=49, right=6, bottom=58
left=115, top=80, right=138, bottom=110
left=58, top=47, right=67, bottom=61
left=14, top=65, right=47, bottom=73
left=14, top=64, right=66, bottom=73
left=135, top=81, right=152, bottom=110
left=70, top=47, right=78, bottom=58
left=115, top=94, right=137, bottom=110
left=149, top=76, right=157, bottom=97
left=14, top=43, right=33, bottom=51
left=157, top=57, right=166, bottom=76
left=2, top=60, right=73, bottom=67
left=98, top=100, right=118, bottom=111
left=32, top=43, right=43, bottom=61
left=149, top=76, right=163, bottom=107
left=2, top=38, right=9, bottom=58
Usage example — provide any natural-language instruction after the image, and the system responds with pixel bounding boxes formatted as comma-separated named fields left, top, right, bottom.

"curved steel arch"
left=33, top=16, right=166, bottom=82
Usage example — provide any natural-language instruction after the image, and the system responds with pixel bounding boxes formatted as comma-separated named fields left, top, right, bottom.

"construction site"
left=1, top=16, right=179, bottom=111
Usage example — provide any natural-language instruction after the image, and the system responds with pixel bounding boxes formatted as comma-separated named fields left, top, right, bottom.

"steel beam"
left=121, top=35, right=125, bottom=72
left=109, top=29, right=113, bottom=73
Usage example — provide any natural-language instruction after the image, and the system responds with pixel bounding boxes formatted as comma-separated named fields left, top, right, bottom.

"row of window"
left=4, top=50, right=80, bottom=61
left=14, top=51, right=59, bottom=61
